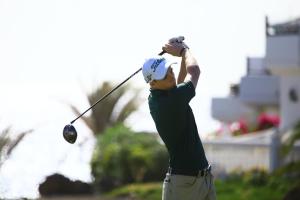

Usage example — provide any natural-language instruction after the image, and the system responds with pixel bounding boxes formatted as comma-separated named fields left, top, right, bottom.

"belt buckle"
left=198, top=170, right=205, bottom=177
left=199, top=165, right=211, bottom=177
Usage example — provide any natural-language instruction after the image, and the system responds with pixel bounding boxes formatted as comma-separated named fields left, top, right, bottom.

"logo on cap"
left=150, top=58, right=165, bottom=72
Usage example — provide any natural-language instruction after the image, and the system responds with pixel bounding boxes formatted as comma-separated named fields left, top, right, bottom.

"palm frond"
left=116, top=89, right=142, bottom=123
left=281, top=120, right=300, bottom=156
left=6, top=129, right=33, bottom=156
left=0, top=127, right=11, bottom=155
left=1, top=127, right=33, bottom=167
left=69, top=81, right=142, bottom=135
left=88, top=82, right=127, bottom=134
left=69, top=104, right=96, bottom=133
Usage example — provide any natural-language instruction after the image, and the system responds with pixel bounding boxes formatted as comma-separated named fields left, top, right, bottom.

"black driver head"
left=63, top=124, right=77, bottom=144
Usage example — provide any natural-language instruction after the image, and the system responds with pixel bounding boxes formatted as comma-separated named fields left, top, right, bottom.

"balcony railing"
left=211, top=97, right=255, bottom=123
left=265, top=35, right=300, bottom=75
left=247, top=57, right=269, bottom=75
left=239, top=76, right=279, bottom=105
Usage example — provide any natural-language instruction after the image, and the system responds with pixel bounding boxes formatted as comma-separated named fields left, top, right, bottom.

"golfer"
left=142, top=38, right=216, bottom=200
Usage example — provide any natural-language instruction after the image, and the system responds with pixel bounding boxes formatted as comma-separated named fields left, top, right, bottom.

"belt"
left=168, top=165, right=211, bottom=177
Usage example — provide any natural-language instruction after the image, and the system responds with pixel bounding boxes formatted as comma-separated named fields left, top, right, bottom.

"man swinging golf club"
left=142, top=37, right=216, bottom=200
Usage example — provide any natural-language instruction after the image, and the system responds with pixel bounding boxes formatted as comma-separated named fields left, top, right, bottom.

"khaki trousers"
left=162, top=172, right=216, bottom=200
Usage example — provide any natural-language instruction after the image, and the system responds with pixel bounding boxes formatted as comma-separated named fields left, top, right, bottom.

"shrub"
left=242, top=168, right=269, bottom=186
left=91, top=124, right=168, bottom=191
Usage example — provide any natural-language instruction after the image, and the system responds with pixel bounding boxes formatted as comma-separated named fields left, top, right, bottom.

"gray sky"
left=0, top=0, right=300, bottom=198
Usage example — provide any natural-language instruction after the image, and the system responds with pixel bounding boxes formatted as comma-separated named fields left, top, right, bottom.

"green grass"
left=105, top=182, right=162, bottom=200
left=214, top=177, right=293, bottom=200
left=105, top=175, right=298, bottom=200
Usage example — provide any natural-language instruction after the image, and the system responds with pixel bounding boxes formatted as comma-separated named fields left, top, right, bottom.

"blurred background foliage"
left=91, top=124, right=168, bottom=192
left=105, top=164, right=300, bottom=200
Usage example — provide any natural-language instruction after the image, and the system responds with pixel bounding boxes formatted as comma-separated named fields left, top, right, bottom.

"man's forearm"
left=182, top=49, right=201, bottom=88
left=177, top=58, right=187, bottom=84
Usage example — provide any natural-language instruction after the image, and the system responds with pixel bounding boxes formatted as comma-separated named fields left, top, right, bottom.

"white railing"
left=203, top=139, right=270, bottom=174
left=202, top=129, right=300, bottom=174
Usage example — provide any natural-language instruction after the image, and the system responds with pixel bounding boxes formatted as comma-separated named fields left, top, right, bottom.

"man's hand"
left=162, top=37, right=200, bottom=88
left=168, top=36, right=185, bottom=43
left=162, top=37, right=189, bottom=57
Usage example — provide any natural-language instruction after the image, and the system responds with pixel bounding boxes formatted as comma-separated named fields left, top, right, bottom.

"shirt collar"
left=150, top=86, right=176, bottom=96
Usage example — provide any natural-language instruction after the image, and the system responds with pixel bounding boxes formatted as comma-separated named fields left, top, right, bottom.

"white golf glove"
left=168, top=36, right=189, bottom=49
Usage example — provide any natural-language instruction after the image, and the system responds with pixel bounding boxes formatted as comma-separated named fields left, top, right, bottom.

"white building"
left=205, top=17, right=300, bottom=173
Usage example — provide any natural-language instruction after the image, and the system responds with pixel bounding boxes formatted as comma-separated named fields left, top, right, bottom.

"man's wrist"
left=180, top=48, right=188, bottom=57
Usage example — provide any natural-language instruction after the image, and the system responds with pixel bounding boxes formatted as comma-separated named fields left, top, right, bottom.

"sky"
left=0, top=0, right=300, bottom=198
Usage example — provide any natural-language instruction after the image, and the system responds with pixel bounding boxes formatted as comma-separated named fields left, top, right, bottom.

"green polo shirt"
left=148, top=81, right=208, bottom=172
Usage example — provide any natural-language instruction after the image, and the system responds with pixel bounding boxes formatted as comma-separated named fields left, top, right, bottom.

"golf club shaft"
left=70, top=68, right=142, bottom=124
left=70, top=50, right=165, bottom=124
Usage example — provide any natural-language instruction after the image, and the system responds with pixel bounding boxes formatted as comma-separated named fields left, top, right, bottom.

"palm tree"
left=69, top=81, right=142, bottom=135
left=0, top=126, right=33, bottom=167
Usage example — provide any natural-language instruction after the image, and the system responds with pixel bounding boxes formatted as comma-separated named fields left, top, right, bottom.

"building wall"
left=266, top=35, right=300, bottom=70
left=279, top=76, right=300, bottom=130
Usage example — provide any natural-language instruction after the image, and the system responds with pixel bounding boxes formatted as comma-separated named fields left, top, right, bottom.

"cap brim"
left=154, top=61, right=177, bottom=81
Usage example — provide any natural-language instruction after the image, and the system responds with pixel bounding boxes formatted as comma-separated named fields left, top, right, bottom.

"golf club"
left=62, top=67, right=144, bottom=144
left=63, top=36, right=185, bottom=144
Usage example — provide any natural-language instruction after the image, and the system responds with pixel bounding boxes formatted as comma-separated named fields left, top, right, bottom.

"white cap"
left=142, top=56, right=176, bottom=83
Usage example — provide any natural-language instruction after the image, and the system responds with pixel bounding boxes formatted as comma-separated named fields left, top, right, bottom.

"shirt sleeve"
left=175, top=81, right=196, bottom=103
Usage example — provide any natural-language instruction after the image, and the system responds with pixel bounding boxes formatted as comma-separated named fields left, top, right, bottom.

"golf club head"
left=63, top=124, right=77, bottom=144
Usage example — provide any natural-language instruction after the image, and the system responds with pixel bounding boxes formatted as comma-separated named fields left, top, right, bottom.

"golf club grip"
left=158, top=50, right=165, bottom=55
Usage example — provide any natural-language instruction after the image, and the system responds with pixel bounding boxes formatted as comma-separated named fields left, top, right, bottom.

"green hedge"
left=105, top=166, right=300, bottom=200
left=91, top=124, right=168, bottom=191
